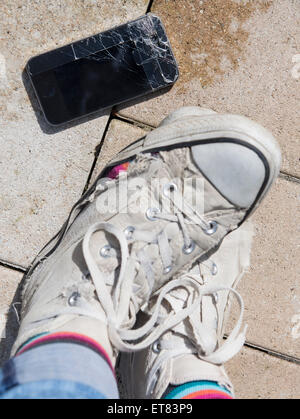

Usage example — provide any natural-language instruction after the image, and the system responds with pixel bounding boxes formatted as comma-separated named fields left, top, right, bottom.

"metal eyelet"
left=81, top=271, right=91, bottom=281
left=152, top=340, right=161, bottom=353
left=124, top=226, right=135, bottom=240
left=163, top=182, right=178, bottom=197
left=146, top=207, right=160, bottom=221
left=182, top=240, right=195, bottom=255
left=204, top=220, right=218, bottom=235
left=211, top=262, right=218, bottom=276
left=68, top=291, right=80, bottom=306
left=163, top=265, right=172, bottom=274
left=100, top=245, right=112, bottom=258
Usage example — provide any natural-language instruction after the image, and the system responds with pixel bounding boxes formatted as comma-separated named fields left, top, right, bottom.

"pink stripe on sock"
left=16, top=332, right=114, bottom=373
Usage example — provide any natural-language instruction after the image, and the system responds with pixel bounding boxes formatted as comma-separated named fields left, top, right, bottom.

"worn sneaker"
left=12, top=107, right=281, bottom=358
left=117, top=222, right=253, bottom=398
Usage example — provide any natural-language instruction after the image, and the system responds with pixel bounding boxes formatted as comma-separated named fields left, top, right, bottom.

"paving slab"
left=0, top=0, right=149, bottom=266
left=227, top=177, right=300, bottom=359
left=227, top=346, right=300, bottom=399
left=118, top=0, right=300, bottom=177
left=0, top=266, right=23, bottom=367
left=90, top=118, right=149, bottom=185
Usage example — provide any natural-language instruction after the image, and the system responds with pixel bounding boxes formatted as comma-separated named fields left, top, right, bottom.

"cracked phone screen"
left=32, top=41, right=149, bottom=125
left=28, top=15, right=179, bottom=125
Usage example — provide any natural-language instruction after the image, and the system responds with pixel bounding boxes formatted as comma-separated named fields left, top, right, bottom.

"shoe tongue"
left=155, top=288, right=188, bottom=322
left=161, top=288, right=218, bottom=353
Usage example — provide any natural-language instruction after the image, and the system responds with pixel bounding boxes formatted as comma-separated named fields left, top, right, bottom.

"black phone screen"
left=28, top=15, right=179, bottom=125
left=31, top=41, right=149, bottom=125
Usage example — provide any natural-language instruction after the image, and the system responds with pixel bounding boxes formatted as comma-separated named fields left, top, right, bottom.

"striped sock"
left=15, top=331, right=114, bottom=374
left=164, top=381, right=234, bottom=399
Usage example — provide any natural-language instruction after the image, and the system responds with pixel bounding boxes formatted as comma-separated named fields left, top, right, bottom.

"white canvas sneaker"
left=117, top=222, right=254, bottom=399
left=12, top=107, right=281, bottom=360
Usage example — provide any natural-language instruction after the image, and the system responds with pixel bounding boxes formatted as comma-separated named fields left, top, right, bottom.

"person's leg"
left=0, top=329, right=118, bottom=399
left=0, top=165, right=129, bottom=400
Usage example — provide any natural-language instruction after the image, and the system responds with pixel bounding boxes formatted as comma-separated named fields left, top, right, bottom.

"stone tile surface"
left=227, top=346, right=300, bottom=399
left=90, top=118, right=148, bottom=185
left=0, top=267, right=23, bottom=367
left=0, top=0, right=148, bottom=266
left=118, top=0, right=300, bottom=177
left=227, top=177, right=300, bottom=358
left=0, top=0, right=299, bottom=400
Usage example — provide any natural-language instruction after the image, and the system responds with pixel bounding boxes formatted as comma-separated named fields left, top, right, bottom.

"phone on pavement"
left=26, top=14, right=179, bottom=126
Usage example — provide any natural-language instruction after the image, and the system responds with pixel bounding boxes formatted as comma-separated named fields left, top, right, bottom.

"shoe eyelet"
left=68, top=291, right=80, bottom=306
left=204, top=220, right=218, bottom=235
left=146, top=207, right=160, bottom=221
left=163, top=265, right=172, bottom=274
left=211, top=262, right=218, bottom=276
left=81, top=271, right=91, bottom=281
left=163, top=182, right=178, bottom=197
left=152, top=340, right=161, bottom=353
left=100, top=245, right=112, bottom=258
left=124, top=226, right=135, bottom=240
left=182, top=240, right=195, bottom=255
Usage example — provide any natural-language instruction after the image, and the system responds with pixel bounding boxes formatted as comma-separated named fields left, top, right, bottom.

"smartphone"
left=26, top=14, right=179, bottom=125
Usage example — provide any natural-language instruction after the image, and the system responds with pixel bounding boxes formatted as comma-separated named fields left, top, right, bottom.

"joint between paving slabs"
left=0, top=259, right=27, bottom=274
left=279, top=172, right=300, bottom=185
left=244, top=341, right=300, bottom=366
left=112, top=111, right=155, bottom=131
left=81, top=111, right=115, bottom=196
left=146, top=0, right=155, bottom=14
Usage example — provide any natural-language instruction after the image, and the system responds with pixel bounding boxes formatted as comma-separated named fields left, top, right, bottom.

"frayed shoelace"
left=145, top=282, right=246, bottom=396
left=81, top=222, right=245, bottom=357
left=80, top=184, right=219, bottom=351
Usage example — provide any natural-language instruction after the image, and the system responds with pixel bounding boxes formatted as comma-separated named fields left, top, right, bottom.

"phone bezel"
left=27, top=14, right=179, bottom=126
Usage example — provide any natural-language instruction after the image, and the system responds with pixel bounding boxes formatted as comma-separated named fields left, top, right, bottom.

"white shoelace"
left=145, top=283, right=247, bottom=396
left=79, top=183, right=219, bottom=351
left=82, top=222, right=201, bottom=352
